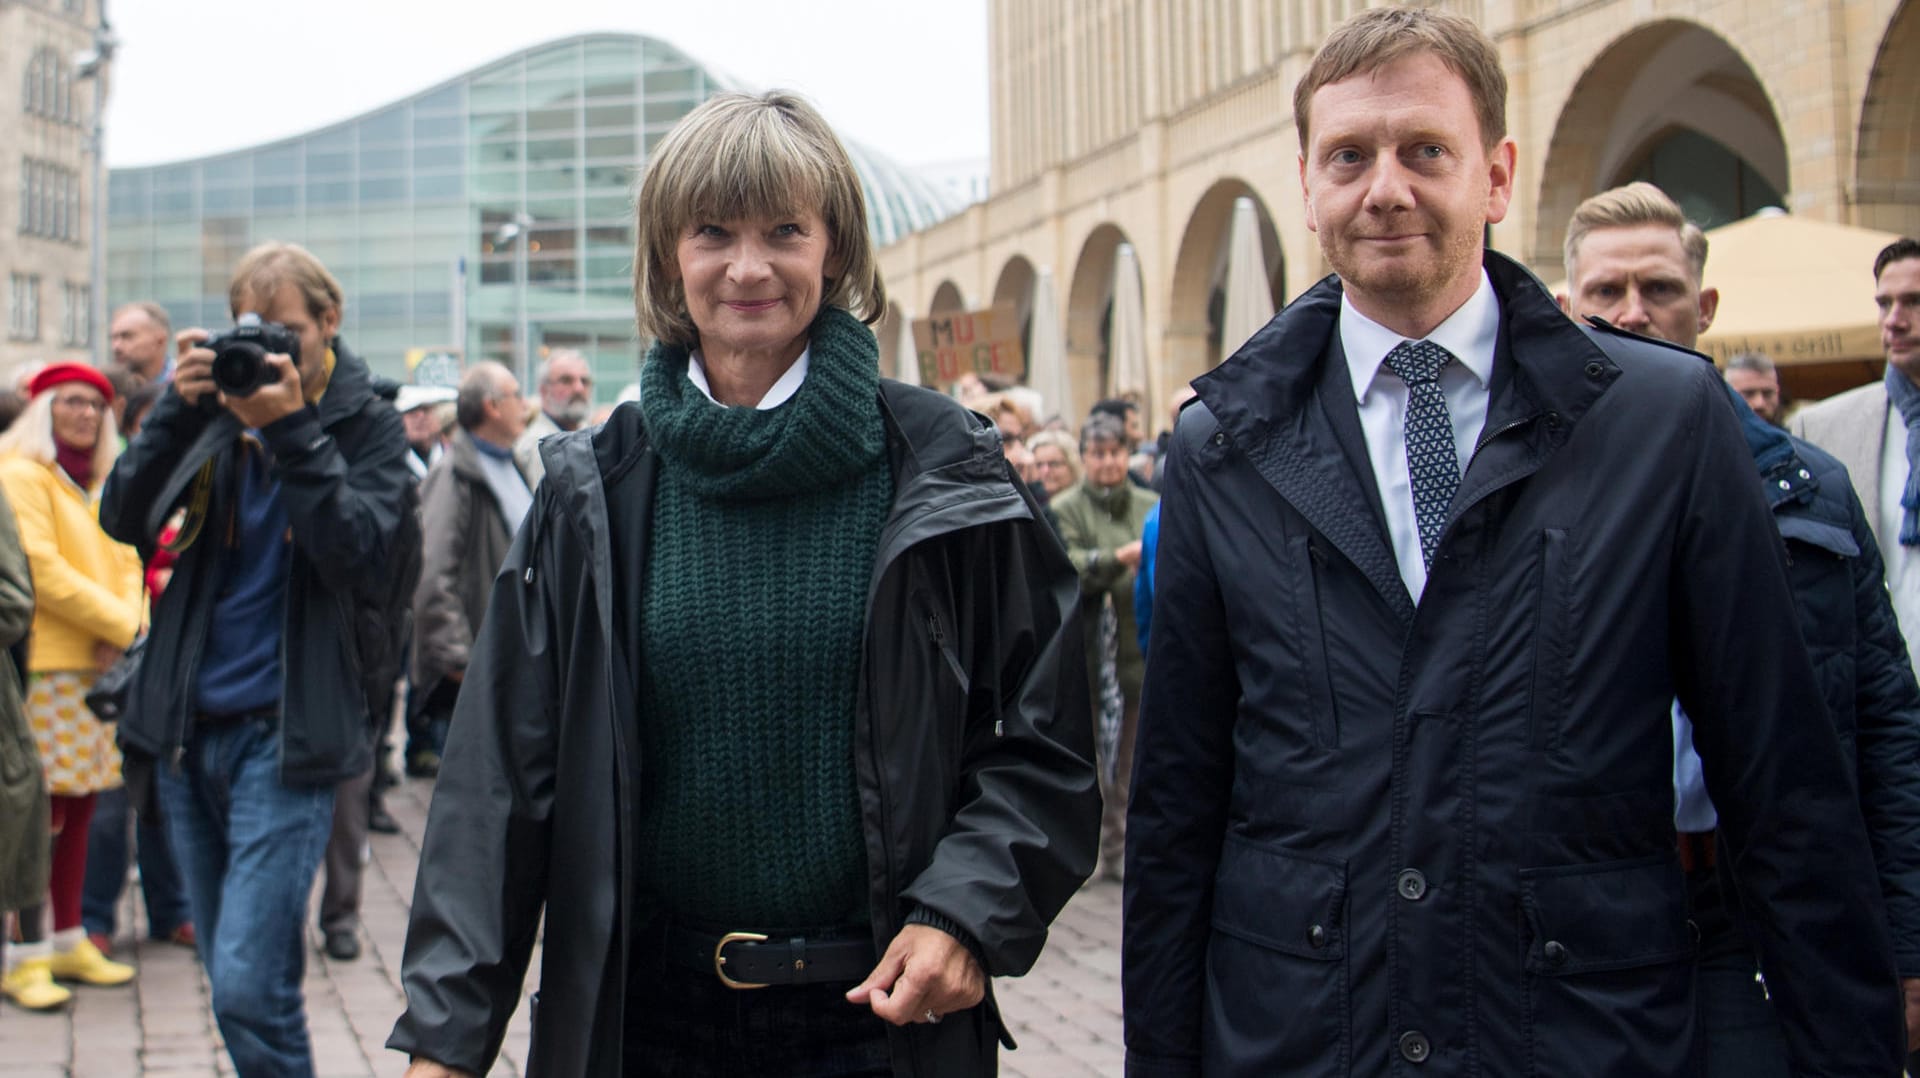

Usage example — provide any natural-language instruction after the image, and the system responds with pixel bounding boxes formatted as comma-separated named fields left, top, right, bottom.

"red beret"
left=27, top=362, right=114, bottom=403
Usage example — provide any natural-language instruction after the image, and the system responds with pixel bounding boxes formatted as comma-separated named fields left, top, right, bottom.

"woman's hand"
left=845, top=923, right=985, bottom=1026
left=1114, top=539, right=1144, bottom=569
left=405, top=1060, right=473, bottom=1078
left=93, top=641, right=123, bottom=674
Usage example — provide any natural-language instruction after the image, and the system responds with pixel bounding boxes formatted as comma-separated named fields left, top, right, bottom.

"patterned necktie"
left=1384, top=340, right=1461, bottom=571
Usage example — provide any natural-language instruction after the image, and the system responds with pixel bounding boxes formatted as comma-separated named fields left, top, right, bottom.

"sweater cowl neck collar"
left=640, top=306, right=886, bottom=502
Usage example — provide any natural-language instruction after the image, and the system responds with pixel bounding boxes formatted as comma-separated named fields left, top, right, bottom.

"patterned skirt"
left=25, top=671, right=121, bottom=797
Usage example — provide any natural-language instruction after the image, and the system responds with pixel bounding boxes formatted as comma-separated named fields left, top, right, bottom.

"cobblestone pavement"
left=0, top=775, right=1125, bottom=1077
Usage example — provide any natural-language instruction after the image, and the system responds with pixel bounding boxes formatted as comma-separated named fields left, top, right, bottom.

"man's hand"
left=845, top=923, right=985, bottom=1026
left=1114, top=539, right=1144, bottom=569
left=405, top=1060, right=472, bottom=1078
left=220, top=352, right=307, bottom=430
left=172, top=330, right=216, bottom=406
left=1903, top=977, right=1920, bottom=1050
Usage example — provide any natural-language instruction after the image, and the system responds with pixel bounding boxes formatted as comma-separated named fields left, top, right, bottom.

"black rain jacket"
left=1123, top=253, right=1904, bottom=1077
left=99, top=343, right=411, bottom=787
left=1732, top=398, right=1920, bottom=978
left=389, top=381, right=1100, bottom=1077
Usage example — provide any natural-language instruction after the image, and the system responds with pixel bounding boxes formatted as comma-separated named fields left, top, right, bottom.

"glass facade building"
left=106, top=33, right=969, bottom=391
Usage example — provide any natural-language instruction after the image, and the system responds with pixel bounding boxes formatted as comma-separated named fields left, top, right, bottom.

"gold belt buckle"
left=714, top=931, right=770, bottom=990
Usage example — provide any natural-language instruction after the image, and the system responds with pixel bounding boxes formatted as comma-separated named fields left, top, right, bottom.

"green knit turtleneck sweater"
left=634, top=307, right=893, bottom=929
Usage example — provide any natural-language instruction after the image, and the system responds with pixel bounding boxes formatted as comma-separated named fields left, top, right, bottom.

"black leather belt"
left=194, top=707, right=278, bottom=728
left=663, top=924, right=876, bottom=990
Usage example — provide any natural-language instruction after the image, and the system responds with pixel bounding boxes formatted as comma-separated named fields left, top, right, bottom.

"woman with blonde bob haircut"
left=394, top=90, right=1099, bottom=1078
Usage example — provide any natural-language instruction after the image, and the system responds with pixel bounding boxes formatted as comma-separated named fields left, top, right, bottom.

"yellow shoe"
left=2, top=959, right=73, bottom=1010
left=46, top=937, right=134, bottom=986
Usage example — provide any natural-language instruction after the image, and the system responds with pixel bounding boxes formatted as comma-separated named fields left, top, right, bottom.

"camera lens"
left=211, top=341, right=267, bottom=397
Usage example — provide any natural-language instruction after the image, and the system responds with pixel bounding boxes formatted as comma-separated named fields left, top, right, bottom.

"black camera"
left=205, top=314, right=301, bottom=397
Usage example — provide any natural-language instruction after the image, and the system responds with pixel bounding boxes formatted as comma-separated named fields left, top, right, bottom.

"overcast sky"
left=102, top=0, right=989, bottom=169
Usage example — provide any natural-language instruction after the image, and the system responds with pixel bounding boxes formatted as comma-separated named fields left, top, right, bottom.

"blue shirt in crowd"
left=194, top=434, right=290, bottom=716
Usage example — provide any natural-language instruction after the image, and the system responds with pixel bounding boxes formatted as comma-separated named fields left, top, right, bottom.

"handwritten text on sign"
left=913, top=306, right=1026, bottom=387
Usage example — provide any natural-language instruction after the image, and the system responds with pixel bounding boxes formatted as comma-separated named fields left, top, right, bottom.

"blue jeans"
left=82, top=784, right=191, bottom=939
left=158, top=717, right=335, bottom=1078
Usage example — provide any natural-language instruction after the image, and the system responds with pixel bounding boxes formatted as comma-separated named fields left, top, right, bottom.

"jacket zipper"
left=858, top=485, right=1031, bottom=1069
left=1473, top=413, right=1541, bottom=457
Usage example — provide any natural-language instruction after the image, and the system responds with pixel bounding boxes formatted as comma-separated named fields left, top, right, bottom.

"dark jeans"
left=159, top=716, right=335, bottom=1078
left=1689, top=863, right=1789, bottom=1078
left=81, top=783, right=191, bottom=939
left=623, top=924, right=892, bottom=1077
left=406, top=679, right=454, bottom=766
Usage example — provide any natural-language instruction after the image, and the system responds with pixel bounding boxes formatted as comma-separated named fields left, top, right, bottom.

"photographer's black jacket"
left=100, top=342, right=411, bottom=786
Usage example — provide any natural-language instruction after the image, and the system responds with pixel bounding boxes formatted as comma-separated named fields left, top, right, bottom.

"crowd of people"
left=3, top=6, right=1920, bottom=1078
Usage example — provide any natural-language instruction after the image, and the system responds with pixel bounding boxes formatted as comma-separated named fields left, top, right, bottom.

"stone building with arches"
left=875, top=0, right=1920, bottom=430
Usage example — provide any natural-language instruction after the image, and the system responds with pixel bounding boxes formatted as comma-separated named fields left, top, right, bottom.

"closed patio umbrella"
left=1220, top=197, right=1275, bottom=357
left=1109, top=243, right=1149, bottom=415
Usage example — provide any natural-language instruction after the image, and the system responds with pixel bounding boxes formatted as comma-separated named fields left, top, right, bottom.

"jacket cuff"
left=260, top=405, right=328, bottom=460
left=905, top=905, right=986, bottom=971
left=1124, top=1050, right=1201, bottom=1077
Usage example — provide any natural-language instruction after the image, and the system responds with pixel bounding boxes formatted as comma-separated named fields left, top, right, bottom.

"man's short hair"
left=1563, top=182, right=1708, bottom=283
left=105, top=366, right=145, bottom=402
left=228, top=242, right=345, bottom=324
left=1293, top=6, right=1508, bottom=152
left=456, top=361, right=513, bottom=431
left=1090, top=398, right=1138, bottom=422
left=1726, top=351, right=1776, bottom=377
left=1080, top=412, right=1128, bottom=452
left=633, top=90, right=885, bottom=348
left=535, top=348, right=589, bottom=388
left=1875, top=238, right=1920, bottom=281
left=114, top=300, right=170, bottom=337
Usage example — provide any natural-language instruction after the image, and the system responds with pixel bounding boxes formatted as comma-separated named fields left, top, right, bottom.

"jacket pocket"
left=0, top=717, right=33, bottom=786
left=1287, top=536, right=1340, bottom=750
left=1204, top=835, right=1350, bottom=1075
left=1529, top=529, right=1569, bottom=755
left=1519, top=854, right=1695, bottom=1076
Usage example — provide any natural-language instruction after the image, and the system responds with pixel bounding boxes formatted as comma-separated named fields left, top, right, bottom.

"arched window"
left=23, top=52, right=41, bottom=114
left=41, top=50, right=58, bottom=118
left=23, top=48, right=71, bottom=121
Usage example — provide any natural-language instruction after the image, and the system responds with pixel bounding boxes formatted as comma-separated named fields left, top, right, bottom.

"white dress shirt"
left=688, top=348, right=809, bottom=410
left=1669, top=702, right=1718, bottom=832
left=1878, top=403, right=1920, bottom=674
left=1342, top=271, right=1499, bottom=601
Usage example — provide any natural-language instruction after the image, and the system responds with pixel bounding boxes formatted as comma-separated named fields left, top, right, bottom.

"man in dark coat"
left=1560, top=180, right=1920, bottom=1073
left=406, top=361, right=529, bottom=779
left=1122, top=9, right=1904, bottom=1077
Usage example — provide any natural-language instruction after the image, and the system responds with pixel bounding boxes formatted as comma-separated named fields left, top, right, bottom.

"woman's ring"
left=925, top=1009, right=942, bottom=1024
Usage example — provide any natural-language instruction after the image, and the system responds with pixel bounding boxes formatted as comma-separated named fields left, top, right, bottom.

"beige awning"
left=1694, top=212, right=1901, bottom=367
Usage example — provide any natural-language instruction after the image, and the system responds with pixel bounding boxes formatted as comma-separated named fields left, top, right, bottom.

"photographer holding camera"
left=100, top=242, right=411, bottom=1078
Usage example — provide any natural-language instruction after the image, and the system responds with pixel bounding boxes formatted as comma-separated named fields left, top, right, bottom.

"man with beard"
left=108, top=302, right=172, bottom=384
left=512, top=350, right=592, bottom=487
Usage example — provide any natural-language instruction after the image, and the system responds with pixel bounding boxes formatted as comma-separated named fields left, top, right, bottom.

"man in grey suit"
left=1791, top=238, right=1920, bottom=674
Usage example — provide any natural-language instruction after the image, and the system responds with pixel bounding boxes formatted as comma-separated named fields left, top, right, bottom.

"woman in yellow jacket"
left=0, top=363, right=142, bottom=1011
